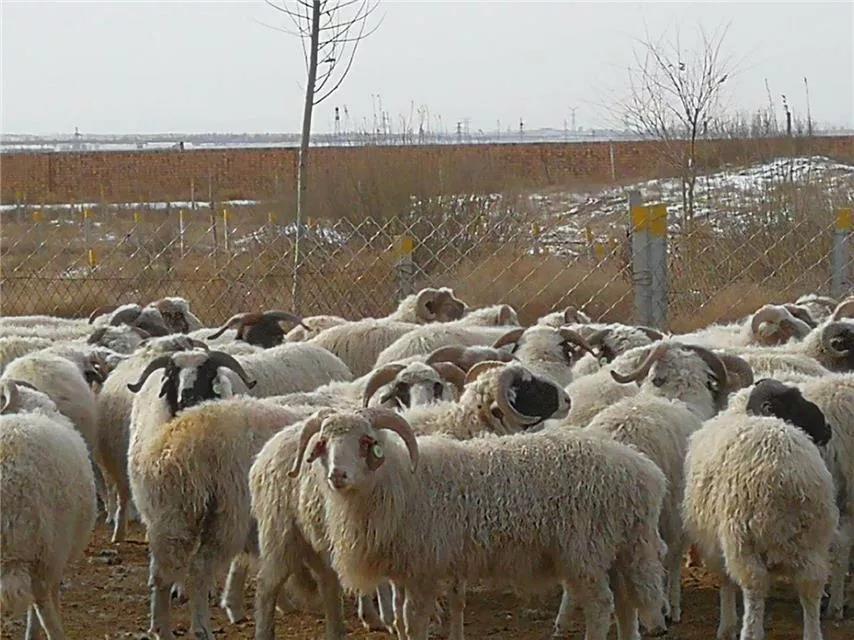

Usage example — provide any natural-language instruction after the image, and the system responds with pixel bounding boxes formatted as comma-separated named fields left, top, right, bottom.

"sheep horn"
left=683, top=345, right=728, bottom=392
left=563, top=306, right=588, bottom=324
left=127, top=355, right=173, bottom=393
left=783, top=304, right=816, bottom=328
left=8, top=379, right=38, bottom=391
left=558, top=328, right=596, bottom=357
left=87, top=327, right=108, bottom=345
left=207, top=312, right=260, bottom=340
left=636, top=326, right=666, bottom=341
left=0, top=381, right=19, bottom=414
left=287, top=410, right=332, bottom=478
left=822, top=323, right=852, bottom=356
left=362, top=364, right=406, bottom=408
left=425, top=346, right=468, bottom=369
left=206, top=351, right=257, bottom=389
left=718, top=353, right=754, bottom=392
left=495, top=366, right=543, bottom=425
left=110, top=306, right=143, bottom=326
left=750, top=306, right=785, bottom=337
left=188, top=338, right=210, bottom=351
left=263, top=310, right=308, bottom=330
left=464, top=360, right=507, bottom=385
left=492, top=328, right=525, bottom=350
left=832, top=298, right=854, bottom=321
left=430, top=362, right=466, bottom=392
left=89, top=304, right=119, bottom=324
left=362, top=408, right=419, bottom=472
left=611, top=342, right=669, bottom=384
left=415, top=288, right=438, bottom=319
left=131, top=326, right=152, bottom=339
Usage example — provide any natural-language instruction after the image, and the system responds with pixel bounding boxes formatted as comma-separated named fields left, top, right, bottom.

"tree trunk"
left=292, top=0, right=321, bottom=307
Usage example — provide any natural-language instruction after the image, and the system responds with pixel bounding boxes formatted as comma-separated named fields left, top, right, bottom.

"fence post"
left=222, top=208, right=230, bottom=255
left=178, top=209, right=186, bottom=257
left=649, top=203, right=668, bottom=329
left=832, top=207, right=853, bottom=298
left=629, top=191, right=651, bottom=326
left=83, top=208, right=97, bottom=269
left=394, top=234, right=416, bottom=300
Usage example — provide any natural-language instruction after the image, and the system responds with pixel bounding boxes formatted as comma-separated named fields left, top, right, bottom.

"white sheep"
left=570, top=323, right=664, bottom=377
left=249, top=361, right=572, bottom=639
left=233, top=342, right=353, bottom=397
left=128, top=394, right=301, bottom=640
left=677, top=304, right=813, bottom=349
left=536, top=305, right=592, bottom=327
left=683, top=410, right=837, bottom=640
left=309, top=319, right=419, bottom=377
left=286, top=315, right=348, bottom=341
left=0, top=336, right=53, bottom=374
left=287, top=409, right=668, bottom=640
left=386, top=287, right=467, bottom=324
left=796, top=294, right=840, bottom=322
left=0, top=380, right=97, bottom=639
left=455, top=303, right=518, bottom=326
left=374, top=324, right=515, bottom=367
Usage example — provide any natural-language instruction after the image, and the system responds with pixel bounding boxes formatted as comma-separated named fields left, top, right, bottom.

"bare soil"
left=2, top=522, right=853, bottom=640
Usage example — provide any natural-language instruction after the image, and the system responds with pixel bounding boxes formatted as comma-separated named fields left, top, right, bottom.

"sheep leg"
left=376, top=582, right=396, bottom=631
left=253, top=561, right=284, bottom=640
left=717, top=578, right=739, bottom=640
left=446, top=580, right=466, bottom=640
left=148, top=558, right=175, bottom=640
left=612, top=570, right=640, bottom=640
left=186, top=556, right=216, bottom=640
left=665, top=541, right=683, bottom=624
left=574, top=572, right=614, bottom=640
left=220, top=554, right=249, bottom=623
left=392, top=582, right=406, bottom=640
left=111, top=478, right=131, bottom=543
left=826, top=520, right=852, bottom=620
left=553, top=583, right=574, bottom=637
left=740, top=587, right=766, bottom=640
left=795, top=574, right=824, bottom=640
left=403, top=584, right=439, bottom=640
left=25, top=606, right=44, bottom=640
left=357, top=592, right=385, bottom=631
left=32, top=580, right=66, bottom=640
left=312, top=565, right=346, bottom=640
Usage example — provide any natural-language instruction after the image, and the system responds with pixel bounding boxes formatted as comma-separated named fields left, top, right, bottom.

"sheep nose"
left=328, top=469, right=349, bottom=489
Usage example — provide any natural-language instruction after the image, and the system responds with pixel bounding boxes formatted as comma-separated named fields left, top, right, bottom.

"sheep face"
left=746, top=378, right=831, bottom=446
left=162, top=352, right=236, bottom=415
left=502, top=326, right=591, bottom=388
left=750, top=305, right=811, bottom=346
left=643, top=346, right=722, bottom=419
left=373, top=363, right=460, bottom=410
left=242, top=320, right=286, bottom=349
left=416, top=288, right=466, bottom=322
left=463, top=362, right=571, bottom=430
left=88, top=325, right=147, bottom=354
left=821, top=321, right=854, bottom=371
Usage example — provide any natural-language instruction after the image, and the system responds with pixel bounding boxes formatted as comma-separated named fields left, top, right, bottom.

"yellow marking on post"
left=837, top=208, right=853, bottom=232
left=83, top=209, right=92, bottom=220
left=648, top=204, right=668, bottom=237
left=594, top=243, right=606, bottom=259
left=32, top=210, right=43, bottom=223
left=222, top=208, right=229, bottom=223
left=134, top=211, right=141, bottom=224
left=268, top=212, right=276, bottom=225
left=396, top=235, right=415, bottom=257
left=631, top=205, right=649, bottom=232
left=87, top=249, right=97, bottom=267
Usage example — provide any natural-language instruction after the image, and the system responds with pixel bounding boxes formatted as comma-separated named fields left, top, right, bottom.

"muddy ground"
left=2, top=522, right=853, bottom=639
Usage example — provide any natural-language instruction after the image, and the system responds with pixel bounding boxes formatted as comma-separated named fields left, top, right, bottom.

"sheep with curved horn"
left=490, top=326, right=595, bottom=388
left=566, top=323, right=664, bottom=378
left=207, top=310, right=306, bottom=349
left=424, top=345, right=515, bottom=371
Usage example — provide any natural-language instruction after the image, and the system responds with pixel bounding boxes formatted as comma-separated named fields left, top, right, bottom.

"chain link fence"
left=1, top=156, right=852, bottom=329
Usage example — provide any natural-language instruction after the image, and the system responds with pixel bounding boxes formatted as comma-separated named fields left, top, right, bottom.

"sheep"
left=206, top=310, right=305, bottom=348
left=249, top=361, right=572, bottom=640
left=375, top=324, right=515, bottom=367
left=537, top=305, right=592, bottom=327
left=796, top=294, right=840, bottom=322
left=0, top=314, right=89, bottom=331
left=0, top=336, right=52, bottom=373
left=286, top=409, right=668, bottom=640
left=488, top=325, right=597, bottom=388
left=95, top=335, right=215, bottom=542
left=272, top=359, right=465, bottom=412
left=309, top=320, right=419, bottom=377
left=1, top=351, right=99, bottom=454
left=677, top=304, right=812, bottom=349
left=86, top=324, right=149, bottom=354
left=683, top=407, right=838, bottom=640
left=233, top=342, right=353, bottom=397
left=455, top=303, right=518, bottom=326
left=286, top=315, right=348, bottom=341
left=89, top=296, right=204, bottom=334
left=127, top=394, right=302, bottom=640
left=0, top=380, right=97, bottom=639
left=570, top=323, right=664, bottom=377
left=386, top=287, right=467, bottom=324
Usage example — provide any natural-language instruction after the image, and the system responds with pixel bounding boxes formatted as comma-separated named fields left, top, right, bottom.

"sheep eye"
left=652, top=376, right=666, bottom=387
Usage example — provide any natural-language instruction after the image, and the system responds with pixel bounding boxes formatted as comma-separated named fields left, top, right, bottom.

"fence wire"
left=1, top=164, right=851, bottom=329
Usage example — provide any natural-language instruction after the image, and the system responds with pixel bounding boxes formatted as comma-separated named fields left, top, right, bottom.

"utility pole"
left=804, top=77, right=813, bottom=137
left=568, top=106, right=578, bottom=132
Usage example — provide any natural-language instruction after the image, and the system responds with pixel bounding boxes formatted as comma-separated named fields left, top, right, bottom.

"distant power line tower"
left=519, top=118, right=524, bottom=140
left=334, top=107, right=341, bottom=142
left=568, top=106, right=578, bottom=131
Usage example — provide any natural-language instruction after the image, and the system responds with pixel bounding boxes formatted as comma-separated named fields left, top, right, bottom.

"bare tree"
left=621, top=24, right=734, bottom=229
left=267, top=0, right=380, bottom=303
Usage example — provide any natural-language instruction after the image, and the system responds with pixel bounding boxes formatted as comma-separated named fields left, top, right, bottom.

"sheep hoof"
left=222, top=604, right=246, bottom=625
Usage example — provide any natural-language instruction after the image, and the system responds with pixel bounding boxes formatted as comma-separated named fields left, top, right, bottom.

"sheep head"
left=750, top=305, right=811, bottom=345
left=414, top=287, right=466, bottom=323
left=746, top=378, right=831, bottom=446
left=208, top=310, right=305, bottom=348
left=362, top=361, right=465, bottom=410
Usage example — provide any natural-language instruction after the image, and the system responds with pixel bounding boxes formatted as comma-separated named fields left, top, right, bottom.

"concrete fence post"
left=832, top=207, right=852, bottom=298
left=630, top=193, right=669, bottom=329
left=394, top=234, right=416, bottom=300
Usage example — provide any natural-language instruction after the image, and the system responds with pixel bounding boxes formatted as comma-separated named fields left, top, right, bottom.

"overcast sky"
left=1, top=1, right=852, bottom=135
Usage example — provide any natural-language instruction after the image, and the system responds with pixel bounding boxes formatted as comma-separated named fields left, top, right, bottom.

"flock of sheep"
left=0, top=288, right=852, bottom=640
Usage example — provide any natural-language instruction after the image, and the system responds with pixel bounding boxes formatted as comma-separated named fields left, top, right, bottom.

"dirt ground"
left=2, top=522, right=853, bottom=640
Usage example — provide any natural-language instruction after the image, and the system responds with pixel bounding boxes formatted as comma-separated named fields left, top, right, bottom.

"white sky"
left=1, top=1, right=852, bottom=135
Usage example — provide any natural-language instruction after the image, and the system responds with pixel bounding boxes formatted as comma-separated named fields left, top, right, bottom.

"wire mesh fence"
left=1, top=154, right=852, bottom=328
